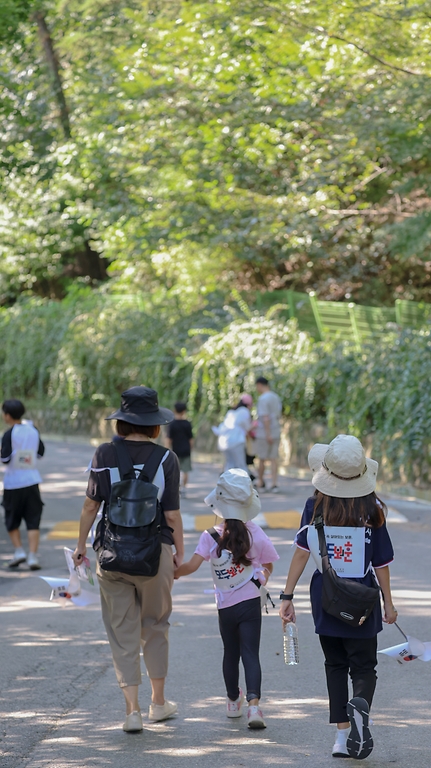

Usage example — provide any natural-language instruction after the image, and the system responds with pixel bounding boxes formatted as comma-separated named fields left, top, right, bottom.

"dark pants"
left=218, top=597, right=262, bottom=702
left=2, top=485, right=44, bottom=531
left=319, top=635, right=378, bottom=724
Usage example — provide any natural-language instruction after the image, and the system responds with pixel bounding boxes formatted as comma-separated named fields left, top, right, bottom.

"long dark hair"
left=217, top=519, right=252, bottom=566
left=232, top=399, right=250, bottom=410
left=312, top=490, right=386, bottom=528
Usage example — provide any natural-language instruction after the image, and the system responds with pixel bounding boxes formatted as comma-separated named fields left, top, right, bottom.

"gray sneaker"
left=9, top=549, right=26, bottom=568
left=27, top=552, right=41, bottom=571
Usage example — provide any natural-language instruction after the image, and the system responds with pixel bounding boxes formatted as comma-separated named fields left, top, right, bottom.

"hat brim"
left=204, top=487, right=261, bottom=522
left=308, top=443, right=378, bottom=499
left=105, top=406, right=175, bottom=426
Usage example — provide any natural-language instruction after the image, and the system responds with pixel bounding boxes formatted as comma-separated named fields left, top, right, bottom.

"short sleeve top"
left=195, top=521, right=279, bottom=609
left=296, top=497, right=394, bottom=638
left=86, top=439, right=180, bottom=546
left=255, top=391, right=282, bottom=439
left=166, top=419, right=193, bottom=457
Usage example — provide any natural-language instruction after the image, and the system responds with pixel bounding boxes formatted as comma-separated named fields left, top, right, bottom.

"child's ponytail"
left=217, top=519, right=252, bottom=566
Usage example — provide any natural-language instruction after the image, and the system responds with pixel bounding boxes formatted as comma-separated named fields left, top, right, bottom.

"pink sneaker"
left=247, top=705, right=266, bottom=729
left=227, top=689, right=244, bottom=718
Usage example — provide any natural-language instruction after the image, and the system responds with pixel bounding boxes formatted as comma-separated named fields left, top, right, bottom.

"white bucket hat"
left=204, top=468, right=261, bottom=522
left=308, top=434, right=378, bottom=499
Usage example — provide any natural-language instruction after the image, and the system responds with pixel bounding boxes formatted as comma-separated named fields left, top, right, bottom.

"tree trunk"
left=33, top=11, right=71, bottom=139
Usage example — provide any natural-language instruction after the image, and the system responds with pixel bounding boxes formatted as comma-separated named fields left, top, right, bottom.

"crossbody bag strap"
left=208, top=527, right=221, bottom=544
left=207, top=528, right=261, bottom=590
left=314, top=514, right=331, bottom=572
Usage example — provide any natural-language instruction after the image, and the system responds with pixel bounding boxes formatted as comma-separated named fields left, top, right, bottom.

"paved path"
left=1, top=440, right=431, bottom=767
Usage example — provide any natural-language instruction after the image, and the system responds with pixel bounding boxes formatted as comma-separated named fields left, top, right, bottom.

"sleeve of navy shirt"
left=371, top=521, right=394, bottom=568
left=37, top=435, right=45, bottom=458
left=295, top=497, right=315, bottom=550
left=1, top=428, right=13, bottom=463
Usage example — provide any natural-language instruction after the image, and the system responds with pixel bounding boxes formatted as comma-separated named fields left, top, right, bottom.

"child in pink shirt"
left=175, top=468, right=279, bottom=729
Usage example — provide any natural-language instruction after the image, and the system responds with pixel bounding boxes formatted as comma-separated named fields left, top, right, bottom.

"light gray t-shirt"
left=256, top=391, right=282, bottom=439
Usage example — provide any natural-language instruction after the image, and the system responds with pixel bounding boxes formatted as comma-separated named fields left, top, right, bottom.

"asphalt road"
left=1, top=440, right=430, bottom=768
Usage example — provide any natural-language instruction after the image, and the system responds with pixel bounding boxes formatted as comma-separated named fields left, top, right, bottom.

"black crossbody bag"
left=314, top=514, right=380, bottom=627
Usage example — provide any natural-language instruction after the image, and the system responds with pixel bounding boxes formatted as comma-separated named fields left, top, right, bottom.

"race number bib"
left=15, top=450, right=36, bottom=469
left=307, top=526, right=366, bottom=578
left=210, top=549, right=255, bottom=593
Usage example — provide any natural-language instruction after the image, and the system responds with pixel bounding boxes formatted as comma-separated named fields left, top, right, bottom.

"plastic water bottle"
left=283, top=622, right=299, bottom=665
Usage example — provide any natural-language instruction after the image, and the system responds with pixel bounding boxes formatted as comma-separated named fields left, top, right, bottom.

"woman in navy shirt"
left=280, top=435, right=397, bottom=760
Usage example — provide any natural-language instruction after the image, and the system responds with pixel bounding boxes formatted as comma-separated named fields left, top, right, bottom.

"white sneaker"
left=27, top=552, right=41, bottom=571
left=269, top=485, right=280, bottom=494
left=226, top=689, right=244, bottom=718
left=9, top=548, right=26, bottom=568
left=148, top=700, right=177, bottom=722
left=123, top=710, right=143, bottom=732
left=247, top=705, right=266, bottom=729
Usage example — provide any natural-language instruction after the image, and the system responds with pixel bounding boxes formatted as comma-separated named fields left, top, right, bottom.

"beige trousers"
left=97, top=543, right=174, bottom=687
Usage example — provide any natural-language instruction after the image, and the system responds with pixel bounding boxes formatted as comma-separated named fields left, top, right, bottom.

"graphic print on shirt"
left=15, top=449, right=36, bottom=469
left=307, top=525, right=366, bottom=578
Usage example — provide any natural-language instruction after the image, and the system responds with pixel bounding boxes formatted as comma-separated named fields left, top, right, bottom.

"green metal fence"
left=255, top=290, right=431, bottom=347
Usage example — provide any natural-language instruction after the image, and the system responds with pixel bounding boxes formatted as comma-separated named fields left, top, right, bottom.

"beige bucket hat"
left=308, top=434, right=378, bottom=499
left=204, top=468, right=261, bottom=522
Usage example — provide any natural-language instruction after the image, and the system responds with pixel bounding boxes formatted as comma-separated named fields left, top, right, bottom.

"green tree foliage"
left=1, top=296, right=430, bottom=482
left=1, top=1, right=431, bottom=304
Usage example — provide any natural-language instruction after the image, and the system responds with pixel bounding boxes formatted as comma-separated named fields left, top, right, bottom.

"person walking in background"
left=166, top=401, right=194, bottom=497
left=72, top=386, right=183, bottom=733
left=255, top=377, right=282, bottom=493
left=212, top=395, right=253, bottom=475
left=175, top=468, right=279, bottom=729
left=1, top=399, right=45, bottom=570
left=279, top=435, right=397, bottom=759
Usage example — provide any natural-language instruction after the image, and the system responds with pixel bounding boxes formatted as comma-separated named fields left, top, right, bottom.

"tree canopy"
left=1, top=0, right=431, bottom=306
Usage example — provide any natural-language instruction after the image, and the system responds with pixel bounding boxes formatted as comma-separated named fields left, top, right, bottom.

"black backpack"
left=93, top=440, right=167, bottom=577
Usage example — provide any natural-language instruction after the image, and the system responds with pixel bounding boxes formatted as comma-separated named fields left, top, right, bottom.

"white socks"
left=332, top=727, right=350, bottom=757
left=14, top=547, right=26, bottom=558
left=337, top=728, right=349, bottom=743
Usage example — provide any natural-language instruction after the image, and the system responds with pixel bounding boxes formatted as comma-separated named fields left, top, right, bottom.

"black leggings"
left=319, top=635, right=378, bottom=723
left=218, top=597, right=262, bottom=702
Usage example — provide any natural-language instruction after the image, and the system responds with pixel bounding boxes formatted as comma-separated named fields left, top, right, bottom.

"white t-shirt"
left=216, top=406, right=251, bottom=450
left=256, top=391, right=282, bottom=439
left=1, top=421, right=44, bottom=490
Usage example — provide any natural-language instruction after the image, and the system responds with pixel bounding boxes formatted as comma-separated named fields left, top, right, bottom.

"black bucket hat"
left=106, top=386, right=175, bottom=426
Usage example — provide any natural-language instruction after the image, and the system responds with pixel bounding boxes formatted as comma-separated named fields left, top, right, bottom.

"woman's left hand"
left=173, top=552, right=184, bottom=568
left=383, top=601, right=398, bottom=624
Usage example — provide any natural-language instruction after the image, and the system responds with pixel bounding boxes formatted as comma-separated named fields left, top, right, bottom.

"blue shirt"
left=296, top=497, right=394, bottom=638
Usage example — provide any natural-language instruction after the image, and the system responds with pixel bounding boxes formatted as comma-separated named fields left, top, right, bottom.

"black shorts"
left=2, top=484, right=44, bottom=531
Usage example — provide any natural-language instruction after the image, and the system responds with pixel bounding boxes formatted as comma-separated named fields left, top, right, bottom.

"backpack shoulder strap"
left=113, top=439, right=136, bottom=481
left=137, top=444, right=168, bottom=483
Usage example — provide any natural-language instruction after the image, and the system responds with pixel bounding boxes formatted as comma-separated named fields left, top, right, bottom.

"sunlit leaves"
left=1, top=1, right=431, bottom=303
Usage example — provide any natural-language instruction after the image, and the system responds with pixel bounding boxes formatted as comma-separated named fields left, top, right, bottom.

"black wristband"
left=280, top=592, right=294, bottom=601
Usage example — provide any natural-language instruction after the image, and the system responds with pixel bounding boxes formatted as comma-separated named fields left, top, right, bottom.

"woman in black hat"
left=72, top=386, right=183, bottom=732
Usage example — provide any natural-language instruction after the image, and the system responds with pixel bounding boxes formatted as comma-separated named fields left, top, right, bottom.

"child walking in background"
left=1, top=399, right=45, bottom=570
left=166, top=401, right=194, bottom=497
left=175, top=468, right=279, bottom=728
